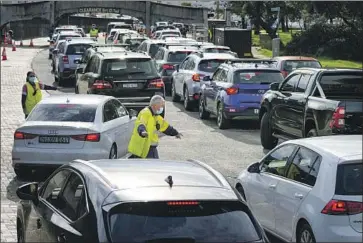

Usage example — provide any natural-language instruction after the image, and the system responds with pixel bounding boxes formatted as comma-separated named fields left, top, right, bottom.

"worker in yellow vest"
left=128, top=95, right=182, bottom=159
left=89, top=24, right=99, bottom=38
left=22, top=71, right=57, bottom=119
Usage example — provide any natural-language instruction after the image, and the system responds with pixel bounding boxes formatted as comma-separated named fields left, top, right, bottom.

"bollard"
left=2, top=47, right=7, bottom=61
left=20, top=40, right=23, bottom=46
left=29, top=39, right=34, bottom=47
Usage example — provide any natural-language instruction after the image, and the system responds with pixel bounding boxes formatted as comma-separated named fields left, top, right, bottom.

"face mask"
left=28, top=76, right=35, bottom=83
left=155, top=107, right=164, bottom=115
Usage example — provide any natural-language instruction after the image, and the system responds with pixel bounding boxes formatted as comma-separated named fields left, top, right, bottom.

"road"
left=1, top=37, right=281, bottom=242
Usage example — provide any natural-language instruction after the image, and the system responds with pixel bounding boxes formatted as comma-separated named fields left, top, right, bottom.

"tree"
left=181, top=2, right=192, bottom=7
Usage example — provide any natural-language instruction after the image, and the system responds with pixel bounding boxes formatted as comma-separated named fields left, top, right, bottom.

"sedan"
left=12, top=94, right=136, bottom=179
left=235, top=135, right=362, bottom=243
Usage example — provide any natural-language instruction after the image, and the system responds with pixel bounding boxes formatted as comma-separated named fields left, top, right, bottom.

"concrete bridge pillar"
left=145, top=1, right=151, bottom=34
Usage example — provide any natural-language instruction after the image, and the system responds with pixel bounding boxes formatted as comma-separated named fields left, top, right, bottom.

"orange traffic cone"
left=2, top=47, right=7, bottom=61
left=20, top=39, right=23, bottom=46
left=12, top=41, right=16, bottom=51
left=29, top=39, right=34, bottom=47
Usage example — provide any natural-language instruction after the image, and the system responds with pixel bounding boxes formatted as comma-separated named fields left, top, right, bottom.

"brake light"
left=329, top=106, right=345, bottom=129
left=148, top=78, right=164, bottom=88
left=321, top=200, right=363, bottom=215
left=71, top=133, right=100, bottom=142
left=226, top=87, right=239, bottom=95
left=62, top=56, right=69, bottom=64
left=14, top=131, right=37, bottom=140
left=281, top=71, right=288, bottom=77
left=192, top=73, right=204, bottom=82
left=167, top=201, right=199, bottom=206
left=162, top=64, right=174, bottom=70
left=92, top=80, right=112, bottom=89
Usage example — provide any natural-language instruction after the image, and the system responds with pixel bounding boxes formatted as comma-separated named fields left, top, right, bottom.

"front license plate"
left=123, top=83, right=138, bottom=88
left=254, top=109, right=259, bottom=114
left=39, top=136, right=70, bottom=144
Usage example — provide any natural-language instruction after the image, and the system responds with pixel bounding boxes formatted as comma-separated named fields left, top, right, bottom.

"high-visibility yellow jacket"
left=208, top=29, right=212, bottom=39
left=128, top=107, right=170, bottom=158
left=24, top=82, right=42, bottom=115
left=89, top=29, right=99, bottom=37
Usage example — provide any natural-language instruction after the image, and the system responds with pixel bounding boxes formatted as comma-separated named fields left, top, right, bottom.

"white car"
left=235, top=135, right=362, bottom=243
left=12, top=94, right=136, bottom=178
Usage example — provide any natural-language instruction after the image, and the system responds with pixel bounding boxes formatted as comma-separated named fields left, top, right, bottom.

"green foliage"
left=181, top=2, right=192, bottom=7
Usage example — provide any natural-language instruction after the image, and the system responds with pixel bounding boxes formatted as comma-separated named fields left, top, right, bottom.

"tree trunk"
left=253, top=2, right=262, bottom=34
left=285, top=17, right=289, bottom=31
left=281, top=16, right=287, bottom=32
left=241, top=15, right=247, bottom=29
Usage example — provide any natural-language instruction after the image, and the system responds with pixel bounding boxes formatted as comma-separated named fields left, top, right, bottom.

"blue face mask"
left=28, top=76, right=36, bottom=83
left=155, top=107, right=164, bottom=115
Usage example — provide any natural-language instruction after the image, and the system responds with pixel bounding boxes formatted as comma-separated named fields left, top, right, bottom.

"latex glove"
left=175, top=133, right=183, bottom=139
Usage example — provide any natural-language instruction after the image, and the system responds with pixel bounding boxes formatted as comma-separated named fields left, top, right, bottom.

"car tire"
left=217, top=102, right=230, bottom=129
left=48, top=54, right=52, bottom=59
left=260, top=112, right=278, bottom=150
left=306, top=128, right=317, bottom=137
left=199, top=94, right=210, bottom=120
left=297, top=222, right=316, bottom=243
left=109, top=144, right=118, bottom=159
left=171, top=80, right=180, bottom=102
left=17, top=221, right=25, bottom=243
left=183, top=87, right=193, bottom=111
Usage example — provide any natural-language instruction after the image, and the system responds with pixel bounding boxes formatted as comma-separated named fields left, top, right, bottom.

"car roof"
left=273, top=56, right=319, bottom=61
left=286, top=135, right=362, bottom=160
left=94, top=47, right=126, bottom=52
left=191, top=53, right=237, bottom=60
left=203, top=45, right=230, bottom=49
left=58, top=31, right=81, bottom=36
left=65, top=39, right=95, bottom=45
left=101, top=51, right=150, bottom=59
left=167, top=46, right=199, bottom=52
left=39, top=94, right=111, bottom=105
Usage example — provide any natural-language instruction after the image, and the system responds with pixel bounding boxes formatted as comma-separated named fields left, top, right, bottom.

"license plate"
left=254, top=109, right=259, bottom=114
left=123, top=83, right=138, bottom=88
left=39, top=136, right=70, bottom=144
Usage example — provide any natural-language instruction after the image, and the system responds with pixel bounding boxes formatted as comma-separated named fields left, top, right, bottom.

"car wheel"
left=199, top=94, right=210, bottom=119
left=48, top=54, right=52, bottom=59
left=183, top=87, right=193, bottom=111
left=17, top=221, right=25, bottom=243
left=306, top=128, right=317, bottom=137
left=109, top=144, right=118, bottom=159
left=171, top=80, right=180, bottom=102
left=260, top=112, right=278, bottom=150
left=297, top=222, right=316, bottom=243
left=216, top=103, right=230, bottom=129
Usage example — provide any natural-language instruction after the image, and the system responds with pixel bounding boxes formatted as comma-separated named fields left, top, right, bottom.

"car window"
left=149, top=44, right=161, bottom=58
left=335, top=162, right=362, bottom=195
left=93, top=56, right=100, bottom=73
left=283, top=60, right=321, bottom=72
left=66, top=44, right=92, bottom=55
left=280, top=74, right=301, bottom=92
left=103, top=100, right=120, bottom=122
left=167, top=51, right=193, bottom=62
left=286, top=147, right=321, bottom=186
left=319, top=72, right=363, bottom=98
left=212, top=68, right=223, bottom=81
left=233, top=70, right=284, bottom=84
left=198, top=59, right=227, bottom=73
left=102, top=58, right=158, bottom=77
left=111, top=99, right=128, bottom=117
left=180, top=58, right=189, bottom=69
left=296, top=73, right=312, bottom=93
left=85, top=56, right=96, bottom=73
left=41, top=170, right=71, bottom=202
left=59, top=173, right=86, bottom=221
left=218, top=69, right=228, bottom=82
left=187, top=59, right=196, bottom=70
left=260, top=145, right=297, bottom=176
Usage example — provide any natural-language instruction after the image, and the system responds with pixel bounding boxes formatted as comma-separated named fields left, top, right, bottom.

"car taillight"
left=92, top=80, right=112, bottom=89
left=281, top=71, right=288, bottom=77
left=162, top=64, right=174, bottom=70
left=148, top=78, right=164, bottom=88
left=192, top=73, right=204, bottom=82
left=114, top=39, right=118, bottom=44
left=167, top=201, right=199, bottom=206
left=226, top=87, right=239, bottom=95
left=14, top=131, right=37, bottom=140
left=321, top=200, right=363, bottom=215
left=71, top=133, right=100, bottom=142
left=62, top=56, right=69, bottom=64
left=329, top=106, right=345, bottom=129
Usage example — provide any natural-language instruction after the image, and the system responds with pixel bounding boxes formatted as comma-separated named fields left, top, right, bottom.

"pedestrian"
left=89, top=24, right=99, bottom=40
left=22, top=71, right=57, bottom=119
left=128, top=95, right=182, bottom=159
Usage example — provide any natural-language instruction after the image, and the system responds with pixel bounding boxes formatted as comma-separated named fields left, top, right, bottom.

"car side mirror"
left=16, top=182, right=39, bottom=202
left=270, top=82, right=279, bottom=91
left=74, top=59, right=81, bottom=64
left=174, top=64, right=179, bottom=72
left=129, top=109, right=138, bottom=118
left=52, top=49, right=58, bottom=54
left=247, top=162, right=260, bottom=173
left=202, top=75, right=211, bottom=81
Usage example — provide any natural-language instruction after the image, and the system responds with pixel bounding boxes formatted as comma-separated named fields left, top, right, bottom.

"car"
left=76, top=27, right=86, bottom=37
left=157, top=29, right=182, bottom=39
left=53, top=31, right=82, bottom=45
left=16, top=158, right=269, bottom=242
left=12, top=94, right=136, bottom=179
left=105, top=28, right=122, bottom=44
left=172, top=22, right=184, bottom=30
left=112, top=29, right=138, bottom=44
left=235, top=135, right=362, bottom=243
left=155, top=21, right=168, bottom=27
left=199, top=61, right=284, bottom=129
left=136, top=39, right=166, bottom=58
left=271, top=56, right=322, bottom=78
left=75, top=51, right=165, bottom=115
left=200, top=44, right=238, bottom=57
left=53, top=38, right=96, bottom=86
left=48, top=29, right=79, bottom=59
left=159, top=34, right=180, bottom=40
left=51, top=39, right=66, bottom=73
left=120, top=34, right=147, bottom=50
left=171, top=52, right=238, bottom=111
left=154, top=45, right=199, bottom=94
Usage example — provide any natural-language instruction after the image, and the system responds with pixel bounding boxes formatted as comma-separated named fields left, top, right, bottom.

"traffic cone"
left=20, top=39, right=23, bottom=46
left=2, top=47, right=7, bottom=61
left=12, top=41, right=16, bottom=51
left=29, top=39, right=34, bottom=47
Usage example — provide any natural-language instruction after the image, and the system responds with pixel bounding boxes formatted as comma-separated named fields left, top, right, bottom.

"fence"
left=5, top=20, right=51, bottom=41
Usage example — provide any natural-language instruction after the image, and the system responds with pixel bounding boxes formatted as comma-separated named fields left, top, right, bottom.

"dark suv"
left=75, top=51, right=165, bottom=113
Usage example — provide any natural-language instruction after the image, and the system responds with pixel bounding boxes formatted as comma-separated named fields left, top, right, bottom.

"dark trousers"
left=129, top=146, right=159, bottom=159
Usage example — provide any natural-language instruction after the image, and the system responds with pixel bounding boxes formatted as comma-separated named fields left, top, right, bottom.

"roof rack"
left=225, top=58, right=276, bottom=65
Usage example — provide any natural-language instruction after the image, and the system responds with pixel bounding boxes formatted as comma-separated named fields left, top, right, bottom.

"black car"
left=75, top=51, right=165, bottom=114
left=16, top=159, right=270, bottom=242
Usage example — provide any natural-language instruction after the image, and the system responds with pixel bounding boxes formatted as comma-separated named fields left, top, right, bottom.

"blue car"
left=199, top=61, right=284, bottom=129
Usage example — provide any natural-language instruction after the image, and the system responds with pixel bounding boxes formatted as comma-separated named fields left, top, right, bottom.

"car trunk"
left=234, top=84, right=270, bottom=103
left=105, top=77, right=161, bottom=98
left=19, top=121, right=94, bottom=149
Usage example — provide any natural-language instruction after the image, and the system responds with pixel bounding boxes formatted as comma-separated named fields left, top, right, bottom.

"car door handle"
left=36, top=218, right=42, bottom=229
left=294, top=193, right=304, bottom=199
left=268, top=184, right=276, bottom=189
left=57, top=233, right=66, bottom=243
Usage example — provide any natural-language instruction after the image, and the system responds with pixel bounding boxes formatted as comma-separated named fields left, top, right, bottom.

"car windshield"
left=319, top=73, right=362, bottom=98
left=198, top=59, right=228, bottom=73
left=55, top=29, right=75, bottom=33
left=109, top=201, right=261, bottom=243
left=162, top=31, right=180, bottom=36
left=66, top=44, right=92, bottom=55
left=125, top=39, right=146, bottom=45
left=234, top=70, right=284, bottom=84
left=102, top=58, right=158, bottom=77
left=283, top=60, right=321, bottom=72
left=204, top=48, right=230, bottom=53
left=59, top=35, right=81, bottom=41
left=168, top=51, right=194, bottom=62
left=149, top=44, right=163, bottom=58
left=335, top=162, right=362, bottom=195
left=27, top=104, right=97, bottom=122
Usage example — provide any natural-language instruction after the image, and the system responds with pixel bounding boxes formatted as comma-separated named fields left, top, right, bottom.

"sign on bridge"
left=78, top=8, right=120, bottom=14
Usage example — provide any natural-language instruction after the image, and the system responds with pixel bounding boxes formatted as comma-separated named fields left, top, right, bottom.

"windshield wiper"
left=145, top=238, right=196, bottom=243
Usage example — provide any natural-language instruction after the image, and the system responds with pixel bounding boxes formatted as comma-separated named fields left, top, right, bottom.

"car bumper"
left=188, top=83, right=201, bottom=101
left=224, top=106, right=260, bottom=119
left=313, top=222, right=362, bottom=242
left=161, top=76, right=172, bottom=89
left=60, top=69, right=76, bottom=79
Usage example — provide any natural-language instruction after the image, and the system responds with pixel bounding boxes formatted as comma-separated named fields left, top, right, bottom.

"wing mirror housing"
left=202, top=75, right=211, bottom=81
left=247, top=162, right=260, bottom=173
left=174, top=64, right=179, bottom=72
left=52, top=49, right=58, bottom=54
left=16, top=182, right=39, bottom=203
left=76, top=67, right=84, bottom=74
left=129, top=109, right=138, bottom=118
left=270, top=82, right=280, bottom=91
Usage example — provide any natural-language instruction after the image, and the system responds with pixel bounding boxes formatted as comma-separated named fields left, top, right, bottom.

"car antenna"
left=165, top=175, right=173, bottom=188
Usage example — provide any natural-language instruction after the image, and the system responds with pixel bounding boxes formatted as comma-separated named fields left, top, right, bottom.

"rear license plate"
left=39, top=136, right=70, bottom=144
left=254, top=109, right=259, bottom=114
left=123, top=83, right=138, bottom=88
